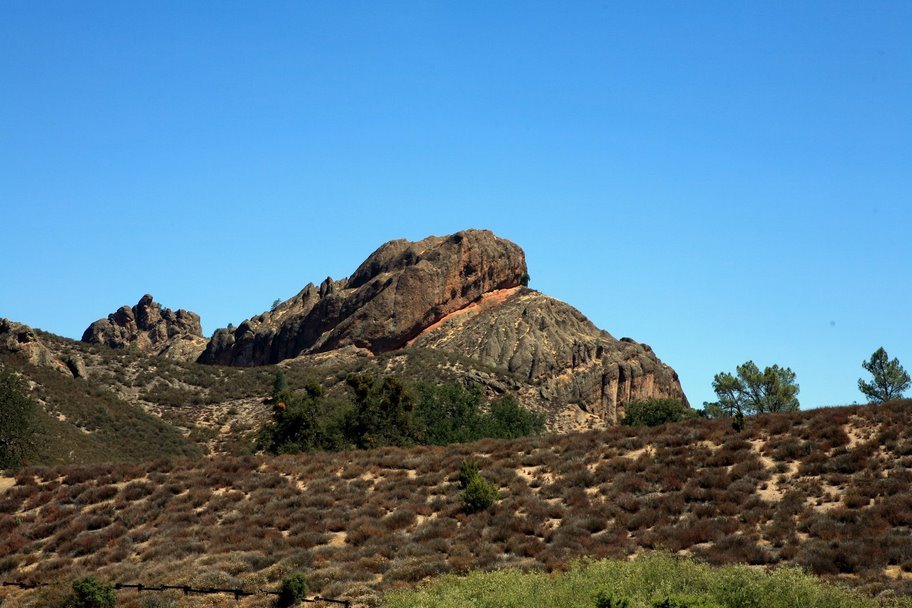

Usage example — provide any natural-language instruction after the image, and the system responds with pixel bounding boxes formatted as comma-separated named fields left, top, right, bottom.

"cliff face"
left=81, top=295, right=207, bottom=361
left=410, top=288, right=687, bottom=426
left=199, top=229, right=527, bottom=365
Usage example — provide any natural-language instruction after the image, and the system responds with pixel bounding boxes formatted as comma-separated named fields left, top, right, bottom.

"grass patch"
left=383, top=553, right=912, bottom=608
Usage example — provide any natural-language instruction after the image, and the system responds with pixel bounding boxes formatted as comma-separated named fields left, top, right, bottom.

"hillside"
left=3, top=401, right=912, bottom=607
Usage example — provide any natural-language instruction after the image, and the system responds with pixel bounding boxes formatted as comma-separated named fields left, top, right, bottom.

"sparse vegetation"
left=4, top=401, right=912, bottom=605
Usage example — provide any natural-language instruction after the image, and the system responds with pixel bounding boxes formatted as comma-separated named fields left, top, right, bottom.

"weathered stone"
left=81, top=295, right=207, bottom=361
left=1, top=318, right=74, bottom=377
left=410, top=288, right=687, bottom=426
left=199, top=229, right=527, bottom=365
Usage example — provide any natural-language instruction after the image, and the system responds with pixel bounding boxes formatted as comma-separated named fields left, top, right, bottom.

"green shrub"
left=68, top=576, right=116, bottom=608
left=461, top=473, right=498, bottom=513
left=458, top=457, right=479, bottom=489
left=621, top=399, right=693, bottom=427
left=653, top=596, right=722, bottom=608
left=276, top=572, right=308, bottom=607
left=595, top=591, right=630, bottom=608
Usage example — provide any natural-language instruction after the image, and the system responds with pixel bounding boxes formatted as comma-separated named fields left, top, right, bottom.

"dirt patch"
left=0, top=477, right=15, bottom=493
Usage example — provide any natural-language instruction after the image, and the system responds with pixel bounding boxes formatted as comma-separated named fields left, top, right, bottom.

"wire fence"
left=1, top=580, right=350, bottom=607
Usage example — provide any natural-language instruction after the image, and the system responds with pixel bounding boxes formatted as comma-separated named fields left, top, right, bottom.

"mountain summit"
left=197, top=229, right=686, bottom=425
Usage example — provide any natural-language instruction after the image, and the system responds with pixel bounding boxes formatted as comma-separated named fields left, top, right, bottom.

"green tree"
left=859, top=347, right=910, bottom=404
left=68, top=576, right=116, bottom=608
left=0, top=370, right=37, bottom=468
left=703, top=361, right=799, bottom=417
left=621, top=399, right=693, bottom=427
left=344, top=373, right=416, bottom=449
left=259, top=380, right=328, bottom=453
left=276, top=572, right=308, bottom=608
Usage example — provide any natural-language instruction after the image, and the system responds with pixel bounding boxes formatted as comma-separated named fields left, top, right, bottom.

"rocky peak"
left=81, top=295, right=207, bottom=360
left=199, top=229, right=528, bottom=365
left=1, top=318, right=87, bottom=378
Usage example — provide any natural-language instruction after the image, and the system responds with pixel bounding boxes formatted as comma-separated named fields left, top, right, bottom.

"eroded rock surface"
left=81, top=295, right=207, bottom=361
left=411, top=288, right=687, bottom=425
left=1, top=318, right=86, bottom=378
left=199, top=229, right=527, bottom=365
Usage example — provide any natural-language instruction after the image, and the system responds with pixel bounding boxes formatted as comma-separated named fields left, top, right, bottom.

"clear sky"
left=2, top=2, right=910, bottom=409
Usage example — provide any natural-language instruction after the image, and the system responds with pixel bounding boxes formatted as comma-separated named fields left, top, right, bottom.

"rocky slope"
left=410, top=287, right=686, bottom=426
left=82, top=294, right=207, bottom=360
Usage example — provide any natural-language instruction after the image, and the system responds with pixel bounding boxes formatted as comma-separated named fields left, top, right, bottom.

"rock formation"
left=409, top=288, right=687, bottom=426
left=1, top=318, right=87, bottom=378
left=81, top=295, right=207, bottom=360
left=198, top=229, right=686, bottom=427
left=200, top=229, right=527, bottom=365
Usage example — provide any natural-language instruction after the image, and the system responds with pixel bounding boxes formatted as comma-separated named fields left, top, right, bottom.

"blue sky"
left=2, top=2, right=910, bottom=409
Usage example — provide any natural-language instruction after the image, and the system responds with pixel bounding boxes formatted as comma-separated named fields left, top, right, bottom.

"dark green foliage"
left=276, top=572, right=308, bottom=608
left=458, top=457, right=479, bottom=489
left=520, top=272, right=531, bottom=287
left=485, top=396, right=546, bottom=439
left=704, top=360, right=799, bottom=417
left=621, top=399, right=693, bottom=427
left=413, top=382, right=544, bottom=444
left=68, top=576, right=116, bottom=608
left=0, top=370, right=37, bottom=468
left=344, top=373, right=416, bottom=449
left=273, top=369, right=289, bottom=397
left=859, top=347, right=910, bottom=404
left=258, top=380, right=339, bottom=454
left=732, top=409, right=745, bottom=432
left=594, top=591, right=629, bottom=608
left=259, top=373, right=544, bottom=454
left=461, top=472, right=498, bottom=513
left=652, top=596, right=722, bottom=608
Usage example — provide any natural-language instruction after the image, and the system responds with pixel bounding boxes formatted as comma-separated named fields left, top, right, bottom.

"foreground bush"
left=383, top=553, right=912, bottom=608
left=621, top=399, right=694, bottom=427
left=68, top=576, right=116, bottom=608
left=276, top=572, right=309, bottom=607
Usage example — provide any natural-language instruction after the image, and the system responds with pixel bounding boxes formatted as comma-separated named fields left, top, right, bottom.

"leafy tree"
left=271, top=298, right=282, bottom=311
left=344, top=373, right=415, bottom=449
left=621, top=399, right=693, bottom=427
left=276, top=572, right=308, bottom=608
left=858, top=347, right=910, bottom=404
left=485, top=395, right=546, bottom=438
left=703, top=361, right=799, bottom=417
left=68, top=576, right=116, bottom=608
left=520, top=272, right=531, bottom=287
left=259, top=380, right=329, bottom=453
left=0, top=370, right=37, bottom=468
left=413, top=382, right=484, bottom=445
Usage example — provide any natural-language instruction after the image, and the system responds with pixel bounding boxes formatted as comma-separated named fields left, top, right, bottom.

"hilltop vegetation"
left=3, top=400, right=912, bottom=607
